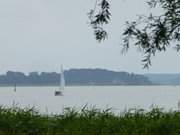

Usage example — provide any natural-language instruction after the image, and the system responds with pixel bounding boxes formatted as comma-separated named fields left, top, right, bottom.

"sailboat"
left=55, top=65, right=65, bottom=96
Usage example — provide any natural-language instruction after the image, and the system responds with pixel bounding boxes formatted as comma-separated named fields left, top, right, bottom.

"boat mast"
left=14, top=83, right=16, bottom=92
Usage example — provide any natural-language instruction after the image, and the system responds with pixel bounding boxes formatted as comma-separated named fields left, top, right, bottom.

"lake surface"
left=0, top=86, right=180, bottom=114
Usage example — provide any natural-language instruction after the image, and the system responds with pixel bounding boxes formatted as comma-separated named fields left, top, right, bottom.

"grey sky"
left=0, top=0, right=179, bottom=74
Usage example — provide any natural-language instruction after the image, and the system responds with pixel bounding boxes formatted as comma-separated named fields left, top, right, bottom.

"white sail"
left=60, top=65, right=65, bottom=91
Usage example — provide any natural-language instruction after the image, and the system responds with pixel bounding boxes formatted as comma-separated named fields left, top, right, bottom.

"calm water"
left=0, top=86, right=180, bottom=114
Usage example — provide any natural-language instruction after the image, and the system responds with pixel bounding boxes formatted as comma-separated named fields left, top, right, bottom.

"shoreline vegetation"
left=0, top=84, right=179, bottom=87
left=1, top=106, right=180, bottom=135
left=0, top=69, right=180, bottom=86
left=0, top=69, right=151, bottom=86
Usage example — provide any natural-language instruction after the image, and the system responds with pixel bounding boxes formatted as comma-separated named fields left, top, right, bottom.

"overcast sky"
left=0, top=0, right=179, bottom=74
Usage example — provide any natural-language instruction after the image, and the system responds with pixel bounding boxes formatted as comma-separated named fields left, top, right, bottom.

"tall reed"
left=0, top=106, right=180, bottom=135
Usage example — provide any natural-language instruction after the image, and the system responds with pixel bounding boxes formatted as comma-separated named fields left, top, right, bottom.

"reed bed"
left=0, top=106, right=180, bottom=135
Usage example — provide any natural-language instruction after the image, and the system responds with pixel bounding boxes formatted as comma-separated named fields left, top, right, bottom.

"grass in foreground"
left=0, top=106, right=180, bottom=135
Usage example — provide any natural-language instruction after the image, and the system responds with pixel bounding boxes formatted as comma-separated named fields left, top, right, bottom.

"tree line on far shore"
left=0, top=69, right=151, bottom=86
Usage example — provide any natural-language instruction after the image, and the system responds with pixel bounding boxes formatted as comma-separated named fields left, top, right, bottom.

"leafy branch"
left=88, top=0, right=111, bottom=42
left=89, top=0, right=180, bottom=68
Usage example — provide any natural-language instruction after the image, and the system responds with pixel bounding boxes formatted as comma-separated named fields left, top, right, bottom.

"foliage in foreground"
left=0, top=106, right=180, bottom=135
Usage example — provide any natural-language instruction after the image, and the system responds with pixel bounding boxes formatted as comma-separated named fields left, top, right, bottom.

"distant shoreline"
left=0, top=69, right=179, bottom=86
left=0, top=69, right=152, bottom=86
left=0, top=84, right=179, bottom=87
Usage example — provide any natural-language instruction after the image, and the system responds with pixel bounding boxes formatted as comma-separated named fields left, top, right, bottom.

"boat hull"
left=54, top=91, right=63, bottom=96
